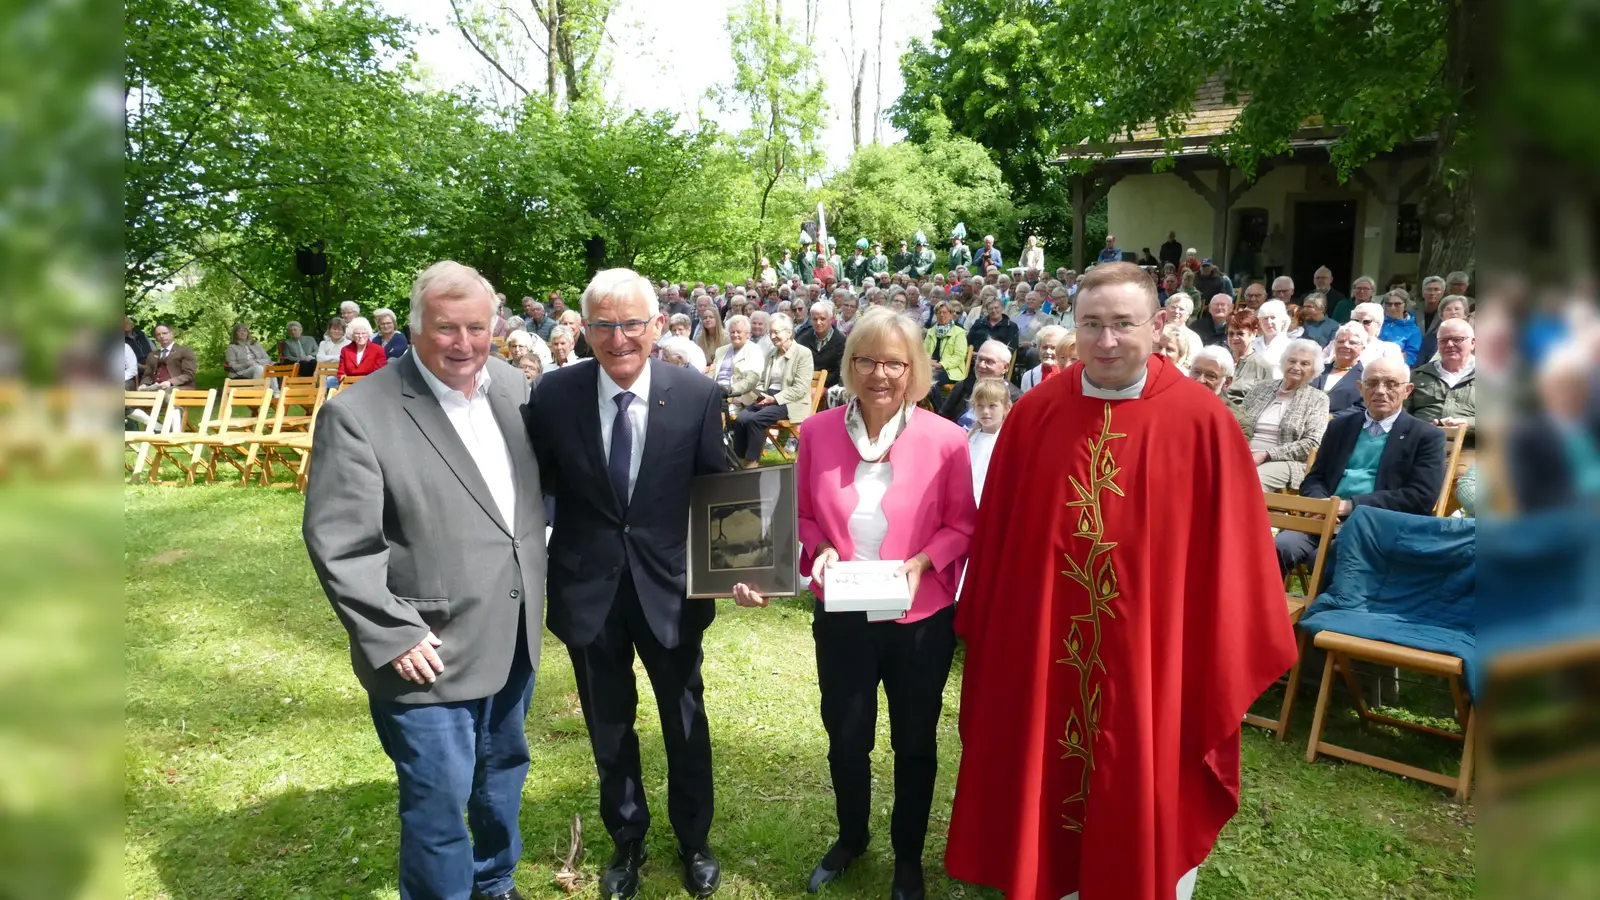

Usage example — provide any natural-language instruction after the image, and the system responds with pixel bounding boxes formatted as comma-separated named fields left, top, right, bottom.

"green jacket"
left=903, top=247, right=936, bottom=278
left=775, top=258, right=795, bottom=280
left=924, top=325, right=970, bottom=382
left=828, top=253, right=843, bottom=273
left=866, top=253, right=890, bottom=275
left=1405, top=361, right=1476, bottom=436
left=797, top=249, right=817, bottom=284
left=891, top=250, right=914, bottom=273
left=948, top=243, right=972, bottom=270
left=843, top=253, right=870, bottom=285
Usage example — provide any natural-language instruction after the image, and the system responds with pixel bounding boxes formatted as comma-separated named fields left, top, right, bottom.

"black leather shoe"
left=601, top=841, right=647, bottom=900
left=679, top=844, right=722, bottom=898
left=889, top=861, right=925, bottom=900
left=471, top=889, right=528, bottom=900
left=807, top=839, right=867, bottom=893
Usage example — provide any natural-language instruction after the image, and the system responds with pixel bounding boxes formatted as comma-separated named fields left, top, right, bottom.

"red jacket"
left=338, top=341, right=389, bottom=379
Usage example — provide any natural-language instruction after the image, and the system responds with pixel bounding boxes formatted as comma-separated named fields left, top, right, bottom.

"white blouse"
left=969, top=429, right=999, bottom=504
left=847, top=460, right=894, bottom=561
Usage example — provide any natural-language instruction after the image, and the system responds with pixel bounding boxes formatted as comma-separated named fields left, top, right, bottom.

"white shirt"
left=969, top=428, right=1000, bottom=504
left=847, top=460, right=894, bottom=561
left=1437, top=360, right=1474, bottom=388
left=1363, top=408, right=1402, bottom=436
left=121, top=343, right=139, bottom=381
left=598, top=361, right=652, bottom=503
left=415, top=358, right=517, bottom=531
left=1252, top=332, right=1290, bottom=376
left=317, top=336, right=350, bottom=363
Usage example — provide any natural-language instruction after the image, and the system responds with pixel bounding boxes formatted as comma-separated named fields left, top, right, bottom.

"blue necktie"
left=608, top=391, right=635, bottom=508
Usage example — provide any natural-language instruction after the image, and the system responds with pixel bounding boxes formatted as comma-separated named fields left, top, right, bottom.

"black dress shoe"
left=889, top=861, right=925, bottom=900
left=679, top=844, right=722, bottom=898
left=471, top=889, right=528, bottom=900
left=807, top=839, right=867, bottom=893
left=602, top=841, right=648, bottom=900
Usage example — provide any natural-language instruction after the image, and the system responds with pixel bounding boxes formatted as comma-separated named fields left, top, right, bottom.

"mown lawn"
left=125, top=484, right=1474, bottom=900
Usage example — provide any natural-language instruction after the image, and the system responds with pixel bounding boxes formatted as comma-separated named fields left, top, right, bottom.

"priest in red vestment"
left=945, top=262, right=1297, bottom=900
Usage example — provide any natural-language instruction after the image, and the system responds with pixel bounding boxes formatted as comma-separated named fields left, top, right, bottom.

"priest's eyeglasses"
left=587, top=319, right=652, bottom=338
left=852, top=356, right=909, bottom=378
left=1077, top=311, right=1161, bottom=339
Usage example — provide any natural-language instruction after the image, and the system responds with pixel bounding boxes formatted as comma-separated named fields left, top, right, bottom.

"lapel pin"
left=658, top=400, right=666, bottom=406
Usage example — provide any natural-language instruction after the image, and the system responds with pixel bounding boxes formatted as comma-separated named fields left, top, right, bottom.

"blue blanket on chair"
left=1298, top=507, right=1478, bottom=699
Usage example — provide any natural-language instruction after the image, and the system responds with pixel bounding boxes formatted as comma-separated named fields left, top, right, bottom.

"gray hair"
left=1445, top=270, right=1470, bottom=286
left=768, top=313, right=796, bottom=335
left=1351, top=275, right=1377, bottom=291
left=1271, top=275, right=1295, bottom=292
left=1256, top=299, right=1291, bottom=332
left=339, top=300, right=360, bottom=315
left=506, top=329, right=535, bottom=351
left=372, top=307, right=396, bottom=325
left=979, top=338, right=1013, bottom=363
left=725, top=314, right=751, bottom=331
left=809, top=299, right=835, bottom=318
left=1422, top=275, right=1446, bottom=289
left=582, top=268, right=660, bottom=320
left=1194, top=344, right=1236, bottom=379
left=1351, top=301, right=1385, bottom=324
left=1334, top=321, right=1370, bottom=345
left=287, top=320, right=302, bottom=331
left=1283, top=338, right=1326, bottom=378
left=408, top=260, right=495, bottom=331
left=750, top=309, right=770, bottom=323
left=347, top=316, right=374, bottom=337
left=548, top=324, right=574, bottom=343
left=668, top=313, right=692, bottom=330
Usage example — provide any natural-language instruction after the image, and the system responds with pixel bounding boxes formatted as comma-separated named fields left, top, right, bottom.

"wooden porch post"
left=1378, top=157, right=1402, bottom=286
left=1212, top=166, right=1231, bottom=267
left=1072, top=173, right=1087, bottom=272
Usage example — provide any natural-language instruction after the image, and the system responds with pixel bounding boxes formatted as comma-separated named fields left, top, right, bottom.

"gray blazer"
left=1235, top=379, right=1330, bottom=490
left=303, top=353, right=547, bottom=703
left=742, top=340, right=815, bottom=422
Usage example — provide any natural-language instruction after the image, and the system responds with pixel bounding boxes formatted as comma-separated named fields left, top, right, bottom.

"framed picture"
left=687, top=464, right=799, bottom=599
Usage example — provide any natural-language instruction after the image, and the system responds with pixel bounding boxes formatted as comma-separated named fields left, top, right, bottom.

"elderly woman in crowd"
left=1234, top=338, right=1330, bottom=491
left=1190, top=344, right=1236, bottom=397
left=505, top=328, right=554, bottom=372
left=1226, top=308, right=1276, bottom=401
left=1162, top=291, right=1204, bottom=361
left=557, top=309, right=591, bottom=358
left=1251, top=299, right=1293, bottom=374
left=1313, top=321, right=1370, bottom=414
left=316, top=317, right=350, bottom=369
left=517, top=351, right=543, bottom=384
left=1019, top=324, right=1069, bottom=392
left=371, top=307, right=409, bottom=359
left=668, top=313, right=694, bottom=340
left=281, top=321, right=319, bottom=375
left=925, top=299, right=970, bottom=399
left=658, top=335, right=709, bottom=372
left=337, top=316, right=388, bottom=384
left=1343, top=301, right=1402, bottom=363
left=835, top=291, right=861, bottom=336
left=730, top=307, right=974, bottom=900
left=695, top=304, right=730, bottom=361
left=547, top=324, right=582, bottom=368
left=710, top=314, right=766, bottom=397
left=1418, top=294, right=1470, bottom=363
left=1157, top=320, right=1196, bottom=374
left=337, top=300, right=360, bottom=330
left=728, top=313, right=814, bottom=468
left=225, top=323, right=274, bottom=387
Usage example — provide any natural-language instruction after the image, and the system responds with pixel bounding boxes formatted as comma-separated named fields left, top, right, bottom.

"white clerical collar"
left=416, top=353, right=491, bottom=402
left=1082, top=364, right=1149, bottom=400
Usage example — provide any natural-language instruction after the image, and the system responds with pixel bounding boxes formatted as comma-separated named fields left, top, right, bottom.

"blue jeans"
left=368, top=624, right=536, bottom=900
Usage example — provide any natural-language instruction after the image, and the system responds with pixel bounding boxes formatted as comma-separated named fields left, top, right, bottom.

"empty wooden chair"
left=1433, top=424, right=1468, bottom=516
left=124, top=390, right=166, bottom=481
left=191, top=382, right=274, bottom=485
left=258, top=382, right=325, bottom=485
left=1244, top=493, right=1342, bottom=741
left=141, top=389, right=219, bottom=484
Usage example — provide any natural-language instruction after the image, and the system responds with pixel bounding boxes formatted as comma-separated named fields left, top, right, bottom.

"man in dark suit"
left=305, top=261, right=547, bottom=900
left=1276, top=355, right=1447, bottom=577
left=797, top=298, right=844, bottom=387
left=525, top=269, right=731, bottom=900
left=135, top=323, right=197, bottom=393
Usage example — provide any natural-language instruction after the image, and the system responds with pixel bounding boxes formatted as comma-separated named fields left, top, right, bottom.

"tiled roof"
left=1122, top=76, right=1247, bottom=143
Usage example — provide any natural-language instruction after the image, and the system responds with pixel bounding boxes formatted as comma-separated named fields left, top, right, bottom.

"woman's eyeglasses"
left=852, top=356, right=909, bottom=377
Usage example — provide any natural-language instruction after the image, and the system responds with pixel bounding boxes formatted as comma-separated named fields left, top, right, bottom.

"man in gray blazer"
left=305, top=260, right=546, bottom=900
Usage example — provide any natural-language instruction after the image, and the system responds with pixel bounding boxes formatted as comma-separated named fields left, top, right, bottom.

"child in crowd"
left=967, top=377, right=1012, bottom=505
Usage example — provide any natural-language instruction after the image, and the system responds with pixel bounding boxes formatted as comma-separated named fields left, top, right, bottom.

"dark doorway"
left=1291, top=200, right=1357, bottom=295
left=1231, top=208, right=1268, bottom=282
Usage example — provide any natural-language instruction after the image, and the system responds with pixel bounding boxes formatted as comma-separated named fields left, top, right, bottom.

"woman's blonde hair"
left=1162, top=321, right=1195, bottom=370
left=840, top=307, right=932, bottom=402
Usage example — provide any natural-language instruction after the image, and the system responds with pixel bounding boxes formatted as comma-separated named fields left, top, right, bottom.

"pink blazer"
left=797, top=405, right=977, bottom=623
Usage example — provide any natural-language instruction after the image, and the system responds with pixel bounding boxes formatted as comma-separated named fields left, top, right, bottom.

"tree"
left=448, top=0, right=613, bottom=109
left=715, top=0, right=828, bottom=272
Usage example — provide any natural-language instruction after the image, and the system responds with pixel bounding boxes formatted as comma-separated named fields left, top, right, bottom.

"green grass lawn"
left=125, top=485, right=1474, bottom=900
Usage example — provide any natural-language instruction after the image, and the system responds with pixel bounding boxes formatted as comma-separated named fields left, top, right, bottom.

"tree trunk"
left=1417, top=0, right=1475, bottom=279
left=1418, top=174, right=1474, bottom=278
left=872, top=0, right=884, bottom=143
left=545, top=0, right=559, bottom=102
left=850, top=52, right=865, bottom=149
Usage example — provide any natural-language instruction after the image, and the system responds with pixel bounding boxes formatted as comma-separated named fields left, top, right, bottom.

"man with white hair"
left=974, top=234, right=1003, bottom=273
left=1406, top=318, right=1476, bottom=434
left=305, top=261, right=546, bottom=900
left=1275, top=354, right=1447, bottom=578
left=939, top=339, right=1019, bottom=425
left=1314, top=267, right=1348, bottom=320
left=798, top=298, right=844, bottom=386
left=1189, top=344, right=1236, bottom=397
left=525, top=268, right=730, bottom=900
left=1311, top=321, right=1371, bottom=414
left=1270, top=275, right=1295, bottom=305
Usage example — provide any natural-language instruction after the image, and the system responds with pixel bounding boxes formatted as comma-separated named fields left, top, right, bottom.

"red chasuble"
left=946, top=355, right=1296, bottom=900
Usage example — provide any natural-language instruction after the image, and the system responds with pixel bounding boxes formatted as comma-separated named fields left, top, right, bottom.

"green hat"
left=914, top=231, right=927, bottom=246
left=827, top=235, right=837, bottom=247
left=951, top=221, right=967, bottom=240
left=856, top=238, right=869, bottom=250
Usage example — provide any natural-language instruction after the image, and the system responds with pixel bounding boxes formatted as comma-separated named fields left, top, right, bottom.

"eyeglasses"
left=852, top=356, right=909, bottom=378
left=1077, top=311, right=1162, bottom=339
left=1362, top=378, right=1406, bottom=392
left=1439, top=336, right=1471, bottom=346
left=587, top=319, right=652, bottom=338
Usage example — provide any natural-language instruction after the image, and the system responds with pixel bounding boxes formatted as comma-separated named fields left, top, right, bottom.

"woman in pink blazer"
left=734, top=307, right=976, bottom=900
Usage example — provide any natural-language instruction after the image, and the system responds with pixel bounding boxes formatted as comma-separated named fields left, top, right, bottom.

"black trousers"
left=731, top=403, right=786, bottom=462
left=567, top=572, right=714, bottom=850
left=812, top=603, right=957, bottom=862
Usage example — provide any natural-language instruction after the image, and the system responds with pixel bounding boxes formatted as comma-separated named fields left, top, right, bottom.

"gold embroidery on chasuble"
left=1055, top=403, right=1126, bottom=832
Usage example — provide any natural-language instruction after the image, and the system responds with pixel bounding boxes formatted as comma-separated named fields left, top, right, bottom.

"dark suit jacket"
left=1508, top=412, right=1600, bottom=511
left=938, top=376, right=1021, bottom=422
left=526, top=358, right=729, bottom=649
left=142, top=344, right=197, bottom=388
left=799, top=327, right=844, bottom=387
left=1299, top=409, right=1445, bottom=515
left=1312, top=362, right=1365, bottom=415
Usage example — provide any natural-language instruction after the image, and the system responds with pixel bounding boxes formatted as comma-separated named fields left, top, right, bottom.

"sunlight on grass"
left=125, top=485, right=1474, bottom=899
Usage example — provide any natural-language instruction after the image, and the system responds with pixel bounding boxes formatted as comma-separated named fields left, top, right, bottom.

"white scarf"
left=844, top=399, right=912, bottom=462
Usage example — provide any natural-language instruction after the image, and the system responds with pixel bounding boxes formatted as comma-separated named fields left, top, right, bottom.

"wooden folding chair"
left=272, top=379, right=325, bottom=433
left=338, top=374, right=368, bottom=389
left=1433, top=425, right=1468, bottom=517
left=124, top=390, right=166, bottom=481
left=1306, top=633, right=1476, bottom=801
left=192, top=382, right=274, bottom=485
left=141, top=389, right=218, bottom=484
left=766, top=371, right=827, bottom=461
left=258, top=383, right=324, bottom=487
left=1244, top=493, right=1342, bottom=740
left=265, top=363, right=298, bottom=381
left=314, top=361, right=338, bottom=383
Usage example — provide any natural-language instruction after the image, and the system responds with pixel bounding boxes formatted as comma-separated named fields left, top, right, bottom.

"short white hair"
left=810, top=299, right=835, bottom=318
left=657, top=335, right=707, bottom=371
left=582, top=268, right=660, bottom=320
left=372, top=307, right=396, bottom=325
left=347, top=316, right=373, bottom=337
left=1194, top=344, right=1236, bottom=379
left=1271, top=275, right=1294, bottom=291
left=409, top=260, right=495, bottom=331
left=1257, top=300, right=1290, bottom=330
left=1352, top=275, right=1377, bottom=291
left=725, top=314, right=751, bottom=332
left=506, top=329, right=535, bottom=351
left=978, top=339, right=1013, bottom=363
left=339, top=300, right=360, bottom=314
left=1335, top=321, right=1370, bottom=345
left=548, top=324, right=574, bottom=343
left=1283, top=338, right=1326, bottom=378
left=1165, top=292, right=1194, bottom=316
left=768, top=313, right=796, bottom=335
left=1352, top=301, right=1385, bottom=323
